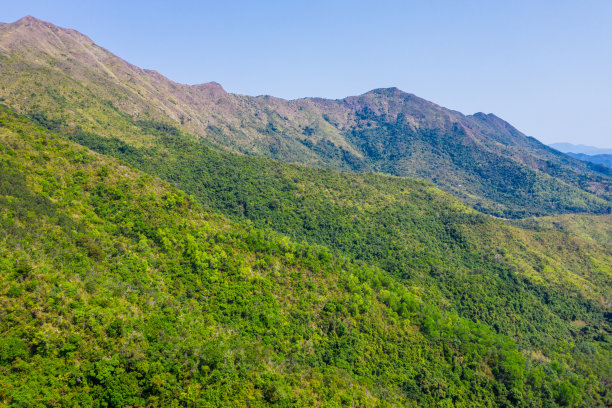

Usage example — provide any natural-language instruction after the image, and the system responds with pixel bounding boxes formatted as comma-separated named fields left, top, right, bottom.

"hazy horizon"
left=3, top=1, right=611, bottom=148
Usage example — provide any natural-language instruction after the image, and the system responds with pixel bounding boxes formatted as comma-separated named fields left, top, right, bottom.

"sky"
left=3, top=0, right=611, bottom=148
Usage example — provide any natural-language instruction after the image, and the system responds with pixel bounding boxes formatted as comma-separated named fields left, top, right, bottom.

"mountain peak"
left=13, top=15, right=49, bottom=27
left=365, top=87, right=408, bottom=97
left=472, top=112, right=500, bottom=120
left=18, top=15, right=41, bottom=22
left=2, top=15, right=77, bottom=39
left=0, top=15, right=101, bottom=67
left=193, top=81, right=227, bottom=98
left=6, top=15, right=83, bottom=38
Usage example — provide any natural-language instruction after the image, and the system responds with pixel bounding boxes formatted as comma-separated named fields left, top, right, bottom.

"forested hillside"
left=1, top=107, right=611, bottom=406
left=4, top=107, right=609, bottom=406
left=54, top=105, right=612, bottom=394
left=1, top=14, right=612, bottom=408
left=1, top=16, right=610, bottom=217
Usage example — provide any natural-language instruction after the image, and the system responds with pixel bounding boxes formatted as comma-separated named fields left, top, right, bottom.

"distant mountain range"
left=548, top=143, right=612, bottom=168
left=565, top=152, right=612, bottom=168
left=0, top=16, right=610, bottom=217
left=550, top=142, right=612, bottom=155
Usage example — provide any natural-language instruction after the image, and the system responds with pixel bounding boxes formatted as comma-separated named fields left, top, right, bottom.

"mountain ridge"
left=550, top=142, right=612, bottom=155
left=566, top=152, right=612, bottom=168
left=0, top=15, right=610, bottom=217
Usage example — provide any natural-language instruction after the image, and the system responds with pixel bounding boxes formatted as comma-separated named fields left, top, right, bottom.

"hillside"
left=1, top=15, right=612, bottom=407
left=1, top=16, right=610, bottom=218
left=0, top=105, right=610, bottom=406
left=57, top=105, right=612, bottom=380
left=4, top=107, right=610, bottom=406
left=512, top=213, right=612, bottom=248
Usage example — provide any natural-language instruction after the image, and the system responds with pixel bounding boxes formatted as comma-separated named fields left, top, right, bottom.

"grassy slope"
left=3, top=107, right=605, bottom=407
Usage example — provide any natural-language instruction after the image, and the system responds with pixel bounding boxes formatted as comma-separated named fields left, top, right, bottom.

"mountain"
left=1, top=16, right=610, bottom=218
left=565, top=152, right=612, bottom=168
left=4, top=105, right=610, bottom=406
left=550, top=143, right=612, bottom=155
left=2, top=16, right=612, bottom=407
left=548, top=143, right=612, bottom=169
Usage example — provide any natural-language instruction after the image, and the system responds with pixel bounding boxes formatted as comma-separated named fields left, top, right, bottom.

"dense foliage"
left=4, top=107, right=609, bottom=406
left=1, top=17, right=611, bottom=407
left=0, top=107, right=604, bottom=405
left=341, top=104, right=611, bottom=217
left=62, top=115, right=611, bottom=331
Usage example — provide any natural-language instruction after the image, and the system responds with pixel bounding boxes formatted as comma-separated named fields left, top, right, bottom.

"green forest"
left=0, top=15, right=611, bottom=407
left=1, top=107, right=610, bottom=406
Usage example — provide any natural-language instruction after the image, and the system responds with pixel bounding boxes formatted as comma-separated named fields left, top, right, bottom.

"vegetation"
left=511, top=213, right=612, bottom=248
left=4, top=107, right=610, bottom=406
left=1, top=17, right=611, bottom=407
left=0, top=107, right=610, bottom=406
left=342, top=106, right=611, bottom=217
left=564, top=152, right=612, bottom=169
left=51, top=111, right=610, bottom=387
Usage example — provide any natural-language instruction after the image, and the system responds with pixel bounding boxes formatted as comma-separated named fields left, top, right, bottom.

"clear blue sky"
left=3, top=1, right=611, bottom=147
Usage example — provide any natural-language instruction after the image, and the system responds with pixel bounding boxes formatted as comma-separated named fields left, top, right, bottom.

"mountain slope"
left=512, top=213, right=612, bottom=249
left=58, top=106, right=612, bottom=377
left=1, top=16, right=610, bottom=217
left=4, top=106, right=607, bottom=406
left=2, top=101, right=611, bottom=404
left=311, top=91, right=611, bottom=216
